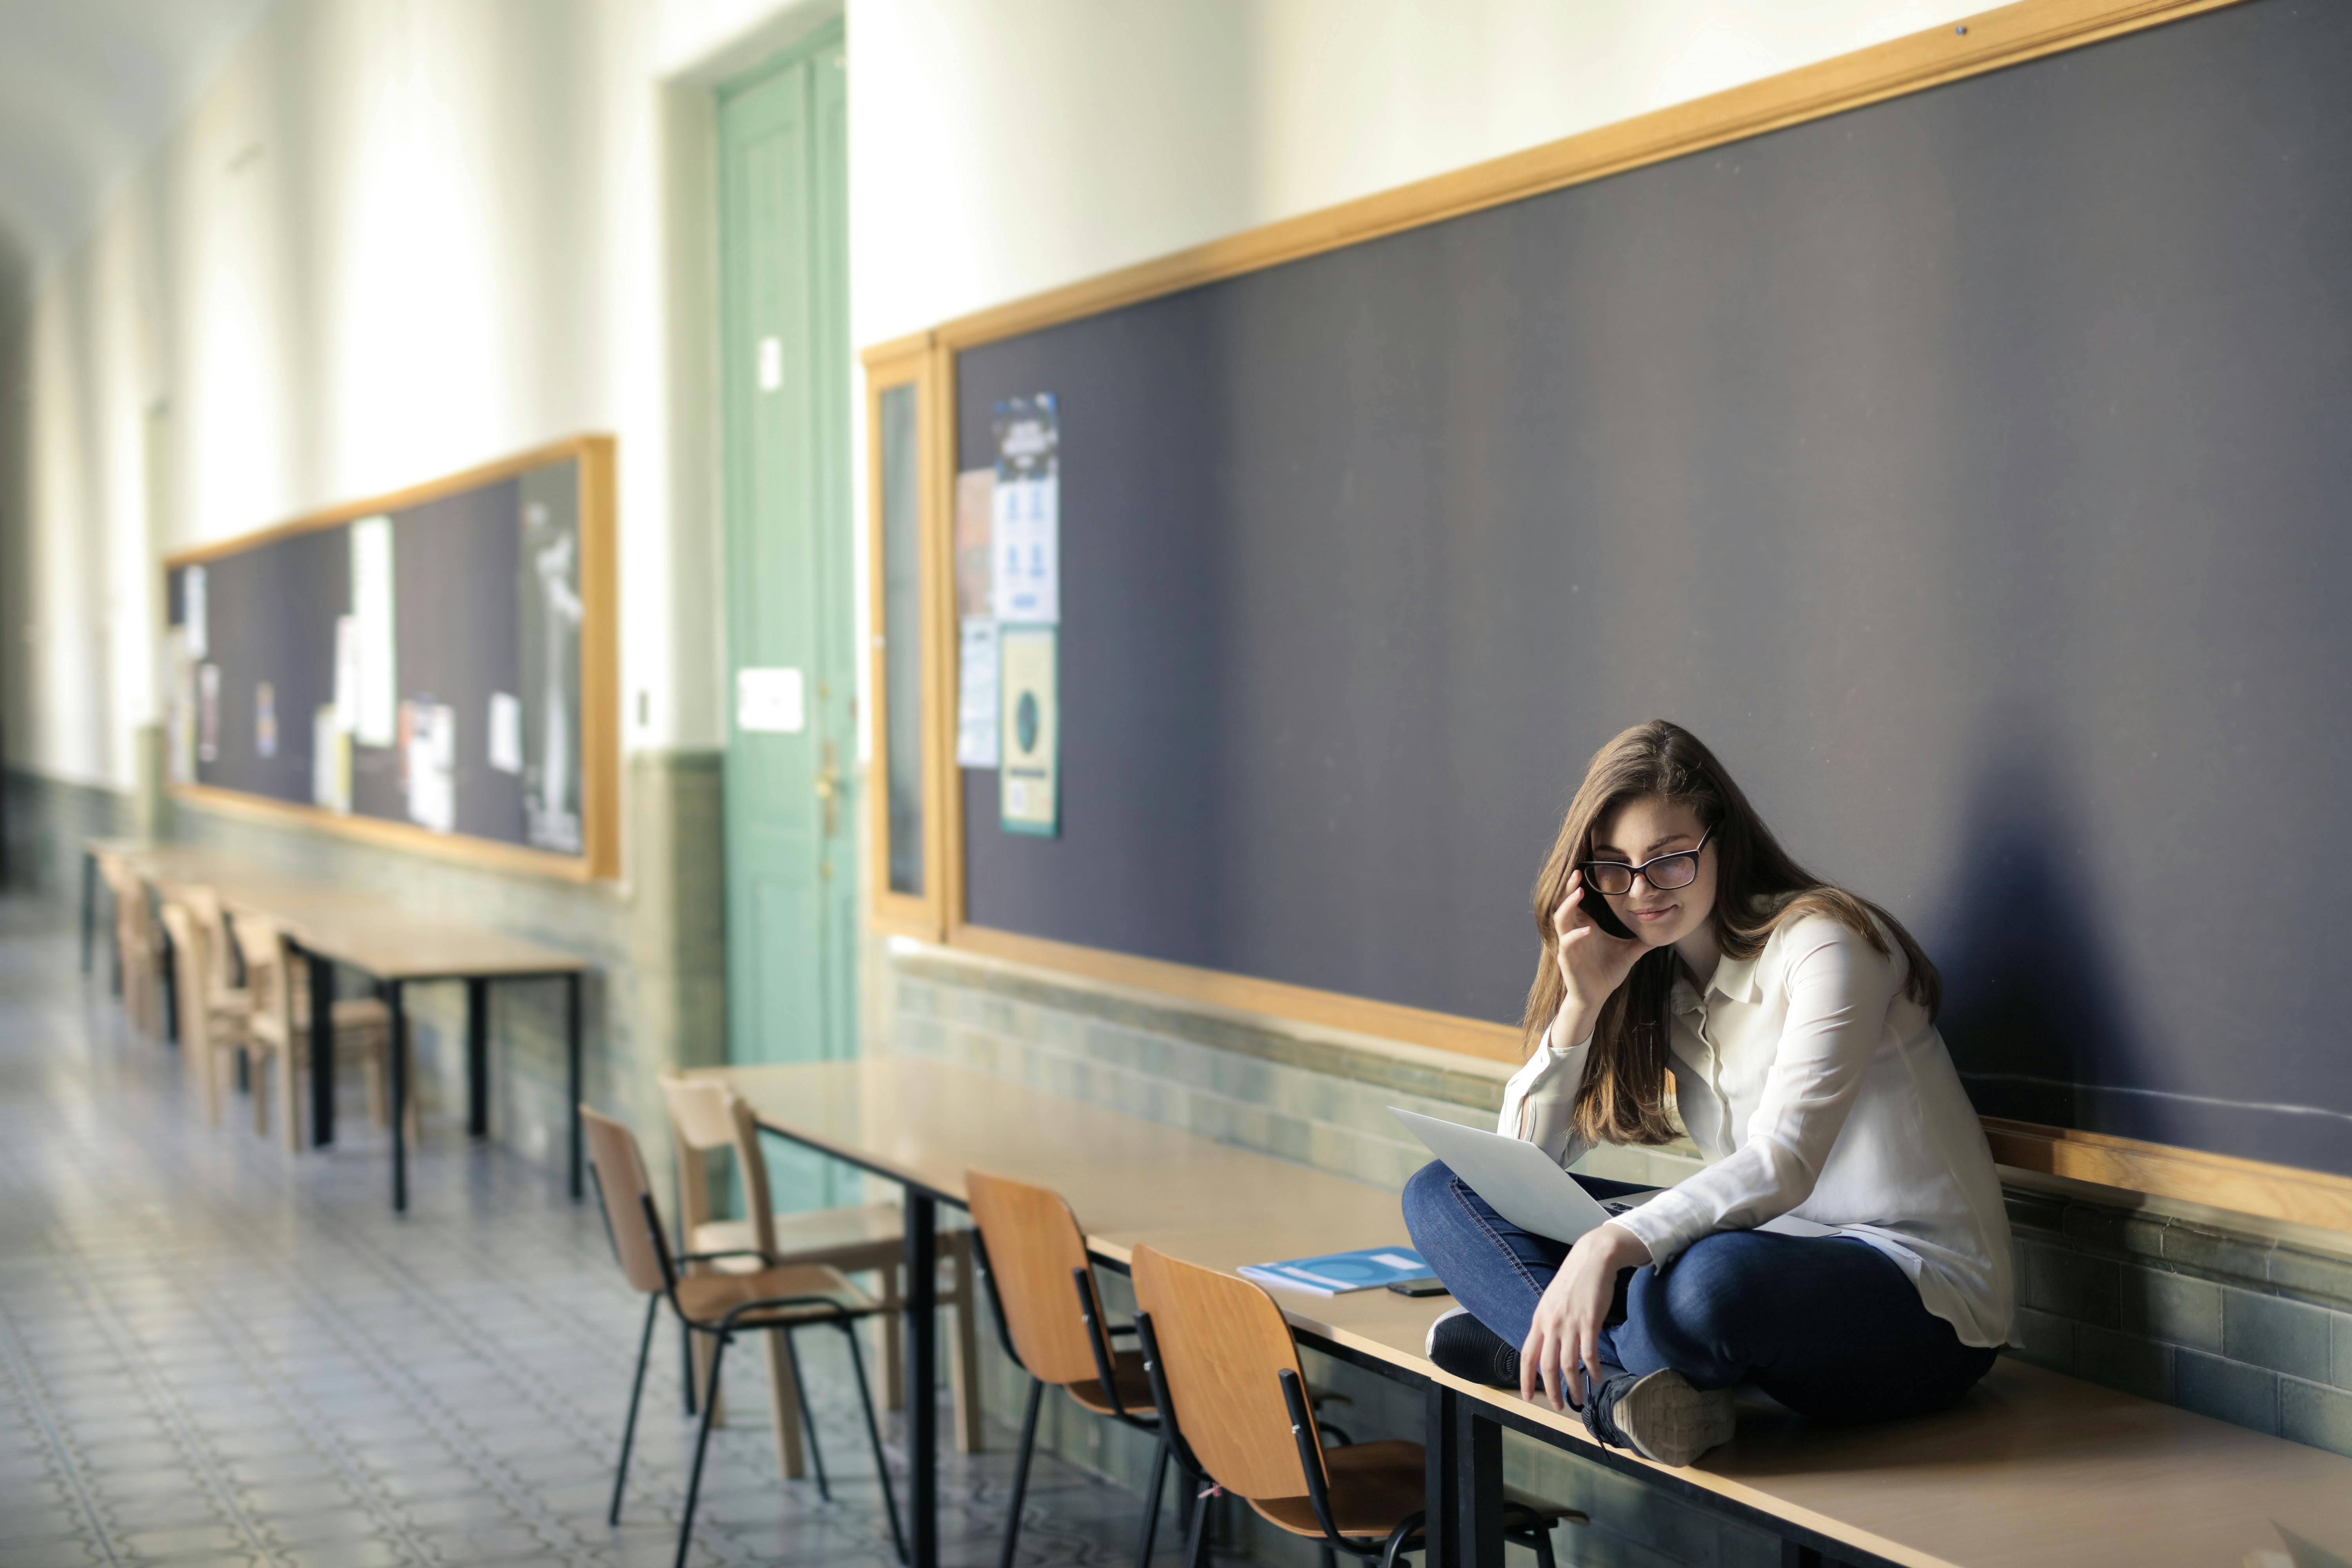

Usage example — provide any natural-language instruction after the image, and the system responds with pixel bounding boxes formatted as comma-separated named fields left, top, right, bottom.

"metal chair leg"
left=842, top=1322, right=909, bottom=1565
left=1318, top=1549, right=1338, bottom=1568
left=1136, top=1431, right=1171, bottom=1568
left=1530, top=1518, right=1558, bottom=1568
left=1376, top=1512, right=1424, bottom=1568
left=785, top=1327, right=833, bottom=1501
left=610, top=1294, right=659, bottom=1525
left=681, top=1317, right=699, bottom=1416
left=998, top=1376, right=1045, bottom=1568
left=675, top=1332, right=729, bottom=1568
left=1183, top=1478, right=1213, bottom=1568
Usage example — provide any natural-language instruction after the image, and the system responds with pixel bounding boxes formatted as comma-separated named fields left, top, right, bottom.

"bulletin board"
left=162, top=437, right=619, bottom=880
left=870, top=0, right=2352, bottom=1229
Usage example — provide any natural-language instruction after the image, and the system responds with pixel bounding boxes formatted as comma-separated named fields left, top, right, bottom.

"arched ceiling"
left=0, top=0, right=279, bottom=281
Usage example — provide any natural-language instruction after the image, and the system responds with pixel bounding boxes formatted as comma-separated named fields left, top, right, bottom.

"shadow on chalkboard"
left=1932, top=741, right=2151, bottom=1142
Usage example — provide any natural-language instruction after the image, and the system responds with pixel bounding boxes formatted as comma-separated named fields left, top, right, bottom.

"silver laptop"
left=1389, top=1107, right=1834, bottom=1243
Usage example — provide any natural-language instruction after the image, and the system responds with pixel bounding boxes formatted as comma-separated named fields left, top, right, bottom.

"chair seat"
left=1247, top=1439, right=1579, bottom=1539
left=673, top=1263, right=878, bottom=1330
left=688, top=1201, right=907, bottom=1276
left=1065, top=1348, right=1158, bottom=1419
left=252, top=997, right=396, bottom=1053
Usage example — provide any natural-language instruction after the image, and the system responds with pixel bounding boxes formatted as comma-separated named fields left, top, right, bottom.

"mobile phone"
left=1386, top=1277, right=1451, bottom=1298
left=1574, top=884, right=1637, bottom=941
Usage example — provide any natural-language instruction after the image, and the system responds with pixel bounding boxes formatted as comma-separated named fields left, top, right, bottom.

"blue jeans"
left=1401, top=1161, right=1998, bottom=1423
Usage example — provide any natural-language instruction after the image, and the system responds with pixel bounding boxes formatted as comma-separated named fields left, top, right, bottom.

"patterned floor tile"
left=0, top=894, right=1206, bottom=1568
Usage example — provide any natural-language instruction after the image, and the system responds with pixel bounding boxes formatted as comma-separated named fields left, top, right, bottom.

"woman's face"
left=1586, top=794, right=1718, bottom=950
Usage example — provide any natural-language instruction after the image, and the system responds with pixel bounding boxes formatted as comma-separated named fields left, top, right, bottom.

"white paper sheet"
left=736, top=667, right=806, bottom=734
left=992, top=472, right=1058, bottom=624
left=956, top=619, right=1000, bottom=768
left=348, top=516, right=397, bottom=747
left=488, top=691, right=523, bottom=775
left=404, top=700, right=455, bottom=833
left=183, top=565, right=209, bottom=659
left=312, top=707, right=350, bottom=813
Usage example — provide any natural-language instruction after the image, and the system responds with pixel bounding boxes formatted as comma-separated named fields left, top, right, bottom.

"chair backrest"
left=181, top=884, right=241, bottom=998
left=655, top=1074, right=779, bottom=1256
left=965, top=1169, right=1106, bottom=1386
left=232, top=914, right=294, bottom=1047
left=1130, top=1244, right=1325, bottom=1504
left=98, top=855, right=151, bottom=945
left=158, top=900, right=213, bottom=1029
left=581, top=1105, right=671, bottom=1296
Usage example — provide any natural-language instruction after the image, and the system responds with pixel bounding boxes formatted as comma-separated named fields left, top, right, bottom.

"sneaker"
left=1424, top=1307, right=1520, bottom=1387
left=1583, top=1368, right=1735, bottom=1466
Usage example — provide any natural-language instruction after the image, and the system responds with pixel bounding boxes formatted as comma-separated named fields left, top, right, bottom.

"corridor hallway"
left=0, top=896, right=1147, bottom=1568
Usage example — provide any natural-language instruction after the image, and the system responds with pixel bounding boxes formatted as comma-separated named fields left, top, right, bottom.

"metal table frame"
left=290, top=944, right=587, bottom=1213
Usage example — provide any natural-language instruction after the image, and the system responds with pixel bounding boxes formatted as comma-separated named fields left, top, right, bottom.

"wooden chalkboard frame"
left=864, top=0, right=2352, bottom=1231
left=161, top=436, right=621, bottom=881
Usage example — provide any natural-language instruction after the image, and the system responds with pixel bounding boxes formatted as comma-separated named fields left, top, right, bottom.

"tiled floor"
left=0, top=895, right=1161, bottom=1568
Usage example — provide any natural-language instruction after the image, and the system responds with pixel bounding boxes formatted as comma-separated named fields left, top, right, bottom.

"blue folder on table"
left=1238, top=1246, right=1430, bottom=1296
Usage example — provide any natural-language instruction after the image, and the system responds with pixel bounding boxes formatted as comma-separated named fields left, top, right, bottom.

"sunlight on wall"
left=322, top=2, right=508, bottom=496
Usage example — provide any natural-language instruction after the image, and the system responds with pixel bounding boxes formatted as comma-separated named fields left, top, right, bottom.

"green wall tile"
left=2009, top=1307, right=2074, bottom=1372
left=2119, top=1267, right=2223, bottom=1354
left=2174, top=1350, right=2279, bottom=1436
left=2002, top=1191, right=2068, bottom=1237
left=2074, top=1327, right=2172, bottom=1402
left=2165, top=1223, right=2276, bottom=1285
left=2339, top=1311, right=2352, bottom=1391
left=2020, top=1242, right=2120, bottom=1328
left=2223, top=1290, right=2334, bottom=1383
left=2280, top=1377, right=2352, bottom=1459
left=2267, top=1245, right=2352, bottom=1312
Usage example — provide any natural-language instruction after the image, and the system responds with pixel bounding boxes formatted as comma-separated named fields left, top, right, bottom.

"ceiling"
left=0, top=0, right=279, bottom=281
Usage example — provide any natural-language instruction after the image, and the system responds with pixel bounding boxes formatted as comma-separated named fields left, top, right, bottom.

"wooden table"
left=88, top=840, right=589, bottom=1213
left=700, top=1057, right=2352, bottom=1568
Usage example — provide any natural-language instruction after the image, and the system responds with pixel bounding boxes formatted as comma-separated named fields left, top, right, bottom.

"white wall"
left=5, top=0, right=1979, bottom=807
left=846, top=0, right=1982, bottom=346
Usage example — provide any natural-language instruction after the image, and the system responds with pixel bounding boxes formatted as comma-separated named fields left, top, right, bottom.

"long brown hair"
left=1523, top=720, right=1942, bottom=1146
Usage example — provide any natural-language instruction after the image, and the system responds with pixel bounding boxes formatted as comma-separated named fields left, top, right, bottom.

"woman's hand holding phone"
left=1548, top=871, right=1645, bottom=1050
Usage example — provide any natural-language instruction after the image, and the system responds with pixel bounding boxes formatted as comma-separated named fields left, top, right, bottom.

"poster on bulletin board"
left=998, top=625, right=1058, bottom=837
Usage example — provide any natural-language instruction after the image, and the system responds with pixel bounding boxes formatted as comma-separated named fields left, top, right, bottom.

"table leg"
left=1454, top=1397, right=1504, bottom=1568
left=388, top=980, right=408, bottom=1213
left=307, top=951, right=337, bottom=1147
left=466, top=977, right=489, bottom=1138
left=80, top=850, right=96, bottom=974
left=564, top=973, right=583, bottom=1200
left=1424, top=1382, right=1459, bottom=1565
left=904, top=1191, right=938, bottom=1568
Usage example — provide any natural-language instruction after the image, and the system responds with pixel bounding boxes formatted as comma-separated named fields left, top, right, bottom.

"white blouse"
left=1497, top=909, right=2014, bottom=1349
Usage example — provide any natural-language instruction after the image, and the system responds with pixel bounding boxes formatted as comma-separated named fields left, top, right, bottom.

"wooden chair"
left=96, top=852, right=162, bottom=1037
left=158, top=900, right=261, bottom=1131
left=656, top=1073, right=984, bottom=1466
left=583, top=1106, right=906, bottom=1568
left=180, top=884, right=247, bottom=1017
left=1130, top=1244, right=1581, bottom=1568
left=234, top=912, right=416, bottom=1153
left=966, top=1169, right=1192, bottom=1568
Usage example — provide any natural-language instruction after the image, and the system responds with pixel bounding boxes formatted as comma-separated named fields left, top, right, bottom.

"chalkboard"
left=163, top=439, right=617, bottom=878
left=953, top=0, right=2352, bottom=1179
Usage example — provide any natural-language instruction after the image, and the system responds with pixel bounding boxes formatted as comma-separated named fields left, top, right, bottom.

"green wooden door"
left=717, top=31, right=854, bottom=1207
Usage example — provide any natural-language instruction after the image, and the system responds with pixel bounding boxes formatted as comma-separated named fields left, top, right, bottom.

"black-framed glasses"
left=1579, top=826, right=1715, bottom=896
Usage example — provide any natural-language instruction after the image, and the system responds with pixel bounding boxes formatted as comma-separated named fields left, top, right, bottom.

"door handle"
left=815, top=741, right=843, bottom=838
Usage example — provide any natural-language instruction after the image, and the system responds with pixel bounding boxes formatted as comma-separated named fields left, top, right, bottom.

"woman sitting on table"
left=1404, top=720, right=2012, bottom=1467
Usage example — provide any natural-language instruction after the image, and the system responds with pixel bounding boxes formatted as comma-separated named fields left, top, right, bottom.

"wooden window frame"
left=860, top=335, right=951, bottom=939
